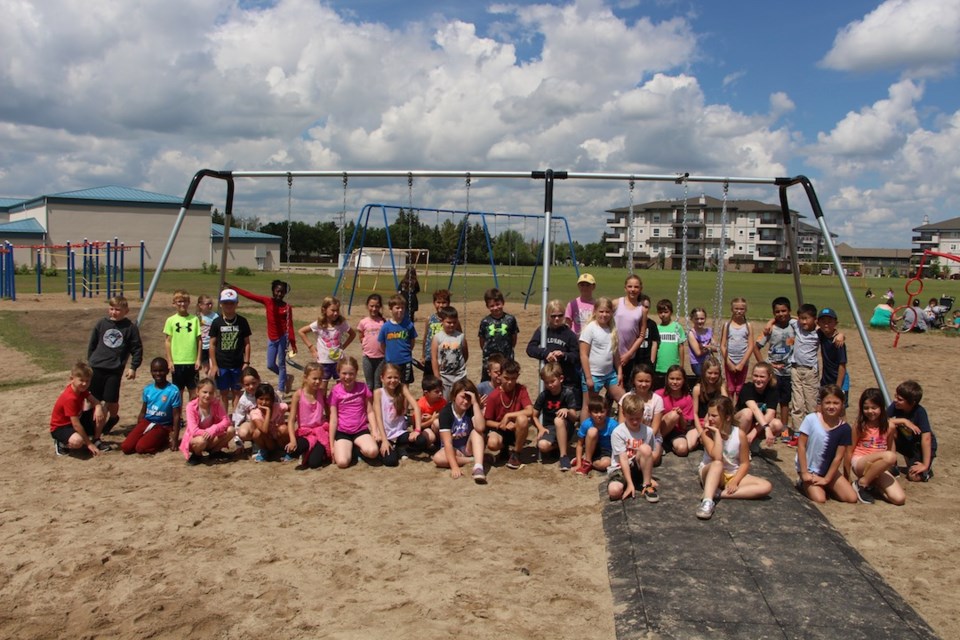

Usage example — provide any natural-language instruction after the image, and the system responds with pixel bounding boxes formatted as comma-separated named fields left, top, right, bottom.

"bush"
left=15, top=263, right=33, bottom=275
left=200, top=262, right=218, bottom=274
left=233, top=266, right=253, bottom=276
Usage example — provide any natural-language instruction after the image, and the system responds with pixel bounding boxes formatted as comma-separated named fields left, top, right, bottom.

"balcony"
left=912, top=235, right=937, bottom=244
left=604, top=232, right=625, bottom=243
left=607, top=217, right=627, bottom=228
left=757, top=215, right=780, bottom=227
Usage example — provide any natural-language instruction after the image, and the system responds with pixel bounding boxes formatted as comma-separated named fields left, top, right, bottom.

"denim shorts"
left=582, top=370, right=618, bottom=393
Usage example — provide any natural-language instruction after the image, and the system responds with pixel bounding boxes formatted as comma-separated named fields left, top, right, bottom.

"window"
left=653, top=228, right=660, bottom=237
left=749, top=214, right=756, bottom=227
left=706, top=228, right=714, bottom=238
left=738, top=229, right=744, bottom=236
left=748, top=231, right=756, bottom=240
left=747, top=244, right=755, bottom=253
left=652, top=243, right=659, bottom=252
left=652, top=213, right=660, bottom=224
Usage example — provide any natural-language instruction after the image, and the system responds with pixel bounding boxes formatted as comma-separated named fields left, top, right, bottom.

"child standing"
left=50, top=362, right=107, bottom=456
left=755, top=297, right=794, bottom=436
left=795, top=385, right=857, bottom=504
left=847, top=388, right=905, bottom=505
left=527, top=299, right=581, bottom=408
left=163, top=289, right=201, bottom=401
left=431, top=306, right=468, bottom=399
left=248, top=383, right=293, bottom=462
left=287, top=363, right=331, bottom=470
left=579, top=297, right=624, bottom=420
left=607, top=393, right=658, bottom=502
left=572, top=397, right=618, bottom=476
left=399, top=265, right=420, bottom=322
left=87, top=295, right=143, bottom=439
left=695, top=396, right=773, bottom=520
left=888, top=380, right=937, bottom=482
left=196, top=294, right=218, bottom=377
left=656, top=365, right=697, bottom=457
left=328, top=357, right=379, bottom=468
left=613, top=275, right=647, bottom=385
left=686, top=307, right=716, bottom=379
left=564, top=273, right=596, bottom=335
left=378, top=295, right=418, bottom=385
left=356, top=293, right=386, bottom=390
left=478, top=288, right=519, bottom=382
left=787, top=304, right=822, bottom=436
left=433, top=378, right=488, bottom=483
left=179, top=378, right=234, bottom=466
left=300, top=295, right=355, bottom=394
left=422, top=289, right=452, bottom=374
left=121, top=357, right=182, bottom=455
left=816, top=308, right=848, bottom=397
left=229, top=280, right=297, bottom=392
left=719, top=297, right=755, bottom=404
left=633, top=294, right=660, bottom=369
left=208, top=289, right=252, bottom=412
left=373, top=363, right=425, bottom=467
left=533, top=362, right=578, bottom=470
left=653, top=299, right=686, bottom=390
left=483, top=359, right=533, bottom=470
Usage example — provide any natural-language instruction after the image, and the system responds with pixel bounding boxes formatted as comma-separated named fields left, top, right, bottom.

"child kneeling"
left=433, top=379, right=488, bottom=483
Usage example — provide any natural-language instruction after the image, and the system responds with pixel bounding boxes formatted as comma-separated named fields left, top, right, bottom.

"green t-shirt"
left=654, top=320, right=686, bottom=373
left=163, top=313, right=201, bottom=364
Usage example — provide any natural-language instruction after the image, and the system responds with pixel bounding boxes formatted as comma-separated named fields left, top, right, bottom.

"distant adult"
left=864, top=288, right=875, bottom=299
left=613, top=274, right=646, bottom=384
left=869, top=298, right=895, bottom=329
left=228, top=280, right=297, bottom=392
left=902, top=299, right=927, bottom=333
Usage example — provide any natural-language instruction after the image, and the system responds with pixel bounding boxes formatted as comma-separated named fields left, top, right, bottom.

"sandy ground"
left=0, top=293, right=955, bottom=638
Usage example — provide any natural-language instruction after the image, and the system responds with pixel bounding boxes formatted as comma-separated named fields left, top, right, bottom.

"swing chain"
left=713, top=181, right=730, bottom=332
left=286, top=172, right=293, bottom=264
left=676, top=176, right=690, bottom=325
left=627, top=178, right=635, bottom=275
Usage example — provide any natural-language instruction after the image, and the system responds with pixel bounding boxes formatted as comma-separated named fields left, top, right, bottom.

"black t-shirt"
left=210, top=314, right=252, bottom=369
left=736, top=382, right=778, bottom=414
left=634, top=318, right=660, bottom=365
left=534, top=387, right=578, bottom=424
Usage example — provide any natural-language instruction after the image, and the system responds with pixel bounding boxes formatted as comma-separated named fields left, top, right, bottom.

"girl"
left=579, top=297, right=624, bottom=421
left=432, top=378, right=488, bottom=483
left=619, top=364, right=664, bottom=467
left=179, top=378, right=234, bottom=465
left=692, top=355, right=727, bottom=432
left=374, top=363, right=425, bottom=467
left=695, top=396, right=773, bottom=520
left=356, top=293, right=386, bottom=389
left=399, top=266, right=420, bottom=322
left=795, top=384, right=857, bottom=504
left=287, top=363, right=331, bottom=470
left=686, top=307, right=716, bottom=379
left=847, top=388, right=905, bottom=506
left=720, top=297, right=756, bottom=404
left=735, top=363, right=785, bottom=455
left=299, top=296, right=356, bottom=393
left=233, top=366, right=282, bottom=454
left=196, top=294, right=218, bottom=377
left=613, top=275, right=646, bottom=385
left=328, top=356, right=379, bottom=468
left=248, top=383, right=292, bottom=463
left=656, top=365, right=697, bottom=457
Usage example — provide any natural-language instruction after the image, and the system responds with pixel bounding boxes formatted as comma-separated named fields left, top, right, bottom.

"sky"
left=1, top=0, right=959, bottom=248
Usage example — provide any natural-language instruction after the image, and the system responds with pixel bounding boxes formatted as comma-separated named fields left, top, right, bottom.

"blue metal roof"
left=6, top=185, right=212, bottom=211
left=211, top=223, right=281, bottom=241
left=0, top=197, right=28, bottom=210
left=0, top=218, right=45, bottom=234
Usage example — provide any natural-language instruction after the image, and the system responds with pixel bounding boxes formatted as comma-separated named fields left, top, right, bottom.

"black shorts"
left=51, top=411, right=96, bottom=443
left=90, top=367, right=124, bottom=403
left=489, top=428, right=515, bottom=448
left=775, top=373, right=792, bottom=408
left=200, top=350, right=210, bottom=366
left=375, top=361, right=414, bottom=386
left=335, top=428, right=371, bottom=442
left=172, top=364, right=198, bottom=391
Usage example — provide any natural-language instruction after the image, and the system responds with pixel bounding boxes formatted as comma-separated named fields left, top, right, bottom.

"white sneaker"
left=696, top=498, right=716, bottom=520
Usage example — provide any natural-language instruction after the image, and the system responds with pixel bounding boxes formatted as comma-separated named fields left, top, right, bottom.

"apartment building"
left=912, top=216, right=960, bottom=275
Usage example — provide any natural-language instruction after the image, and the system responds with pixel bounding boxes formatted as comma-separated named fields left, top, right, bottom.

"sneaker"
left=749, top=437, right=761, bottom=457
left=55, top=440, right=69, bottom=456
left=854, top=481, right=875, bottom=505
left=575, top=460, right=593, bottom=476
left=281, top=453, right=296, bottom=463
left=253, top=450, right=267, bottom=463
left=506, top=453, right=524, bottom=470
left=208, top=450, right=232, bottom=461
left=642, top=484, right=660, bottom=503
left=696, top=498, right=716, bottom=520
left=472, top=465, right=487, bottom=484
left=186, top=453, right=203, bottom=466
left=785, top=436, right=799, bottom=448
left=559, top=455, right=572, bottom=472
left=93, top=439, right=111, bottom=452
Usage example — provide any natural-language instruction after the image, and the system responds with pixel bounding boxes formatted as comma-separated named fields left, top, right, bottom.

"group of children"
left=50, top=275, right=938, bottom=519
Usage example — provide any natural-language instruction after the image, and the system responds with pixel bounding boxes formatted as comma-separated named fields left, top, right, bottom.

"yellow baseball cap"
left=577, top=273, right=596, bottom=285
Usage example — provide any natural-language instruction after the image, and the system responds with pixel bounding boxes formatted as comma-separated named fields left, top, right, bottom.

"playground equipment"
left=892, top=249, right=960, bottom=347
left=140, top=168, right=895, bottom=406
left=0, top=242, right=15, bottom=300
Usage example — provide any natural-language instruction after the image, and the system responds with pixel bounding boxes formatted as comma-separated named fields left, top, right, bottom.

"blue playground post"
left=66, top=241, right=72, bottom=298
left=70, top=250, right=77, bottom=302
left=95, top=242, right=100, bottom=297
left=120, top=242, right=126, bottom=297
left=106, top=240, right=113, bottom=298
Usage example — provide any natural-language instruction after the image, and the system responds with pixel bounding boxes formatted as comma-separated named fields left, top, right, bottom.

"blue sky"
left=1, top=0, right=958, bottom=248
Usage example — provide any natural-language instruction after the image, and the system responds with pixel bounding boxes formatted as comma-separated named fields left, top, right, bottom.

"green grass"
left=0, top=310, right=68, bottom=387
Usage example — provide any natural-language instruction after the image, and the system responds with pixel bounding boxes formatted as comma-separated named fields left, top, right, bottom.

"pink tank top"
left=297, top=388, right=326, bottom=429
left=853, top=425, right=888, bottom=458
left=614, top=298, right=645, bottom=357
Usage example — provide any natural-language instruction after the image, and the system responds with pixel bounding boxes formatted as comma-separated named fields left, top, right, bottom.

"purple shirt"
left=614, top=298, right=645, bottom=358
left=329, top=382, right=372, bottom=434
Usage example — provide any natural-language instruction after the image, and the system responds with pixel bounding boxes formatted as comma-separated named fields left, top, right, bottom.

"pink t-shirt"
left=248, top=402, right=289, bottom=431
left=853, top=425, right=889, bottom=458
left=329, top=382, right=372, bottom=434
left=656, top=389, right=695, bottom=428
left=357, top=317, right=385, bottom=358
left=564, top=297, right=595, bottom=335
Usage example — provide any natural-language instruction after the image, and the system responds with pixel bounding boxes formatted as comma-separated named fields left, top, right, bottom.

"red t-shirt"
left=50, top=383, right=90, bottom=431
left=483, top=385, right=532, bottom=424
left=418, top=396, right=447, bottom=417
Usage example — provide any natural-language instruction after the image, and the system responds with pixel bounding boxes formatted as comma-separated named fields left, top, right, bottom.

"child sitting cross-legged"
left=572, top=396, right=617, bottom=476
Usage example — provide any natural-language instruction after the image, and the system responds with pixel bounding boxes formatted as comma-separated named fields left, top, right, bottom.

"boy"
left=607, top=393, right=658, bottom=502
left=564, top=273, right=596, bottom=335
left=417, top=375, right=447, bottom=434
left=888, top=380, right=937, bottom=482
left=477, top=353, right=505, bottom=400
left=431, top=306, right=468, bottom=399
left=483, top=359, right=533, bottom=470
left=572, top=396, right=618, bottom=476
left=478, top=288, right=519, bottom=382
left=634, top=294, right=660, bottom=368
left=786, top=304, right=821, bottom=439
left=526, top=299, right=581, bottom=406
left=422, top=289, right=452, bottom=372
left=209, top=289, right=252, bottom=412
left=816, top=308, right=849, bottom=398
left=229, top=280, right=297, bottom=392
left=378, top=294, right=417, bottom=384
left=532, top=362, right=578, bottom=470
left=653, top=298, right=686, bottom=390
left=87, top=295, right=143, bottom=440
left=163, top=289, right=201, bottom=401
left=755, top=296, right=795, bottom=434
left=50, top=362, right=107, bottom=456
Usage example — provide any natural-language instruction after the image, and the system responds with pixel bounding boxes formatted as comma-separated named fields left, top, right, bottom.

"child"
left=719, top=297, right=755, bottom=404
left=656, top=365, right=697, bottom=457
left=887, top=380, right=937, bottom=482
left=613, top=275, right=647, bottom=385
left=433, top=378, right=488, bottom=483
left=423, top=289, right=452, bottom=374
left=483, top=359, right=533, bottom=470
left=533, top=362, right=578, bottom=470
left=653, top=299, right=686, bottom=390
left=121, top=357, right=182, bottom=455
left=248, top=383, right=293, bottom=463
left=847, top=388, right=905, bottom=505
left=795, top=384, right=857, bottom=504
left=564, top=272, right=596, bottom=335
left=786, top=304, right=822, bottom=436
left=300, top=295, right=355, bottom=393
left=526, top=299, right=581, bottom=408
left=695, top=396, right=773, bottom=520
left=633, top=294, right=660, bottom=368
left=477, top=353, right=505, bottom=400
left=431, top=305, right=468, bottom=399
left=579, top=297, right=624, bottom=420
left=50, top=362, right=107, bottom=456
left=607, top=393, right=658, bottom=502
left=196, top=294, right=218, bottom=377
left=208, top=289, right=252, bottom=412
left=754, top=297, right=794, bottom=435
left=686, top=307, right=716, bottom=379
left=378, top=295, right=418, bottom=385
left=374, top=363, right=425, bottom=467
left=692, top=355, right=727, bottom=432
left=619, top=364, right=664, bottom=466
left=417, top=375, right=446, bottom=440
left=179, top=378, right=234, bottom=466
left=572, top=397, right=617, bottom=476
left=163, top=289, right=201, bottom=401
left=816, top=308, right=848, bottom=397
left=87, top=295, right=143, bottom=439
left=735, top=362, right=784, bottom=455
left=229, top=280, right=297, bottom=392
left=399, top=265, right=420, bottom=322
left=287, top=363, right=331, bottom=470
left=357, top=293, right=386, bottom=390
left=328, top=356, right=379, bottom=468
left=232, top=366, right=269, bottom=450
left=478, top=288, right=519, bottom=382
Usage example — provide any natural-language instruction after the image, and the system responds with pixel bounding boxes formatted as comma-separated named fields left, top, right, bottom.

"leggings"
left=362, top=356, right=384, bottom=390
left=381, top=431, right=428, bottom=467
left=121, top=419, right=171, bottom=455
left=295, top=437, right=328, bottom=469
left=267, top=335, right=289, bottom=391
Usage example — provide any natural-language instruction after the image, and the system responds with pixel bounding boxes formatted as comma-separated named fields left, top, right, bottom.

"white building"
left=912, top=216, right=960, bottom=275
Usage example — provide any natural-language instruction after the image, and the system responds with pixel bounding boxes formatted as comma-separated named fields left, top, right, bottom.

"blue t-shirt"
left=795, top=413, right=851, bottom=476
left=577, top=416, right=618, bottom=454
left=378, top=319, right=417, bottom=365
left=142, top=382, right=182, bottom=426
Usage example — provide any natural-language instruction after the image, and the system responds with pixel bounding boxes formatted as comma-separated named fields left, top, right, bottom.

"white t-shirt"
left=579, top=321, right=614, bottom=376
left=609, top=422, right=656, bottom=472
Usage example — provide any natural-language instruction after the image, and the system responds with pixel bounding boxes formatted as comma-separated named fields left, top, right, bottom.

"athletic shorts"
left=488, top=428, right=516, bottom=449
left=51, top=412, right=96, bottom=443
left=320, top=362, right=339, bottom=381
left=172, top=364, right=198, bottom=391
left=775, top=373, right=792, bottom=408
left=335, top=428, right=371, bottom=442
left=90, top=367, right=124, bottom=404
left=215, top=367, right=242, bottom=391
